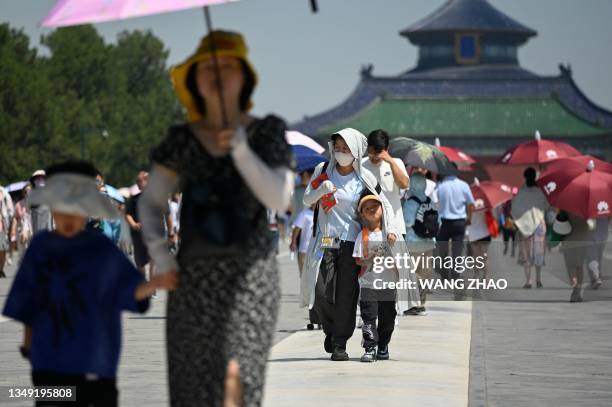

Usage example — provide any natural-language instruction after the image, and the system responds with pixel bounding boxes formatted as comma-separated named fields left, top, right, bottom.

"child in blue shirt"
left=2, top=161, right=177, bottom=407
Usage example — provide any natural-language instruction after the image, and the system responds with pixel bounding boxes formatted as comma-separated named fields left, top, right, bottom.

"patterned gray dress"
left=151, top=115, right=294, bottom=407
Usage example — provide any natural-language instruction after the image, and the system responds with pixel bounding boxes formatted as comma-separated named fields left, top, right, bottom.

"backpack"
left=408, top=196, right=439, bottom=239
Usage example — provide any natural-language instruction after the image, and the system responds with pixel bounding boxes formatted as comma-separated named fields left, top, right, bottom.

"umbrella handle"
left=203, top=6, right=229, bottom=127
left=310, top=0, right=318, bottom=13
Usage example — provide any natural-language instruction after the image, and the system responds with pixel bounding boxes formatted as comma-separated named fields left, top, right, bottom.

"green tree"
left=0, top=23, right=50, bottom=183
left=0, top=23, right=183, bottom=186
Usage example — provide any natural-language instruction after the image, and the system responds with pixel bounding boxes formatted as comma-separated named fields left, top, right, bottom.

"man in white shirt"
left=362, top=129, right=409, bottom=236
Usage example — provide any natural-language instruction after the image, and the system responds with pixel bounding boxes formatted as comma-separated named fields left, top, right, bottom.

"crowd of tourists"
left=0, top=29, right=609, bottom=407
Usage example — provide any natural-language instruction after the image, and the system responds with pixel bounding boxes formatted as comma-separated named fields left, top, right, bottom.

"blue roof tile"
left=401, top=0, right=536, bottom=39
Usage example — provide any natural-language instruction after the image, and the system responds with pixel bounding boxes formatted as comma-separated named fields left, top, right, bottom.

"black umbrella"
left=389, top=137, right=458, bottom=176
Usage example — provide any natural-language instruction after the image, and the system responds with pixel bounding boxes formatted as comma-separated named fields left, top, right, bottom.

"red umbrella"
left=497, top=131, right=580, bottom=165
left=470, top=178, right=514, bottom=211
left=543, top=155, right=612, bottom=175
left=435, top=138, right=476, bottom=167
left=537, top=160, right=612, bottom=219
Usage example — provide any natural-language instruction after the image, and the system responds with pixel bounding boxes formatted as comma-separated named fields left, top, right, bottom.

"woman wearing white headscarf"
left=300, top=128, right=406, bottom=361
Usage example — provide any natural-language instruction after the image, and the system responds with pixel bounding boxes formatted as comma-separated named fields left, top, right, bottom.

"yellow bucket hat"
left=358, top=194, right=382, bottom=213
left=171, top=30, right=258, bottom=123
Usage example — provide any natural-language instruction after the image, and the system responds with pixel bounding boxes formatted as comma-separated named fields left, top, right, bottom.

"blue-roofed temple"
left=291, top=0, right=612, bottom=182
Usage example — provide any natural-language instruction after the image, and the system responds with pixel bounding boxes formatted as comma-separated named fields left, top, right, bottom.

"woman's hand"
left=388, top=233, right=397, bottom=245
left=201, top=128, right=235, bottom=157
left=135, top=271, right=179, bottom=301
left=152, top=271, right=179, bottom=290
left=319, top=180, right=336, bottom=195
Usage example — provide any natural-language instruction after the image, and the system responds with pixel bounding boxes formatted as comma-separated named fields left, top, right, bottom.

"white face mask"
left=335, top=151, right=354, bottom=167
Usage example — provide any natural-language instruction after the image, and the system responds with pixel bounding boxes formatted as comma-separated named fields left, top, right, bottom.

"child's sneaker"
left=591, top=279, right=602, bottom=290
left=376, top=346, right=389, bottom=360
left=360, top=347, right=376, bottom=363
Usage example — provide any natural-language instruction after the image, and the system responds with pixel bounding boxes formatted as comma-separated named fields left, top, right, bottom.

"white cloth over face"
left=27, top=174, right=118, bottom=219
left=511, top=186, right=549, bottom=236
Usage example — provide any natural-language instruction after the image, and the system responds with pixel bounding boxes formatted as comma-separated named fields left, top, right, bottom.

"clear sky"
left=1, top=0, right=612, bottom=124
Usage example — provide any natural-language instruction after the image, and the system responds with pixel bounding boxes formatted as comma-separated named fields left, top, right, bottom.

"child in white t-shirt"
left=290, top=206, right=314, bottom=277
left=352, top=194, right=398, bottom=363
left=291, top=205, right=319, bottom=330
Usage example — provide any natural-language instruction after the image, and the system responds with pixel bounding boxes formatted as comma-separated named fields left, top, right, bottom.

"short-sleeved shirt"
left=362, top=158, right=407, bottom=235
left=325, top=168, right=363, bottom=242
left=425, top=179, right=439, bottom=205
left=352, top=229, right=385, bottom=259
left=150, top=115, right=295, bottom=259
left=353, top=229, right=397, bottom=299
left=2, top=230, right=149, bottom=378
left=292, top=208, right=314, bottom=253
left=436, top=176, right=474, bottom=220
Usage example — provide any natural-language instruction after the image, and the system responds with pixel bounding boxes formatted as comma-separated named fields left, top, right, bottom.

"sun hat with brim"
left=171, top=30, right=258, bottom=123
left=358, top=194, right=382, bottom=213
left=552, top=211, right=572, bottom=236
left=30, top=169, right=46, bottom=184
left=27, top=173, right=119, bottom=219
left=552, top=218, right=572, bottom=236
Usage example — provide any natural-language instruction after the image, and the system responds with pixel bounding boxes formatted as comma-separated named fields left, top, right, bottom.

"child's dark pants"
left=360, top=298, right=397, bottom=350
left=32, top=370, right=117, bottom=407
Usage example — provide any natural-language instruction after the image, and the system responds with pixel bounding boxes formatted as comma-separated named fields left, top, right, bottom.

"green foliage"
left=0, top=23, right=184, bottom=186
